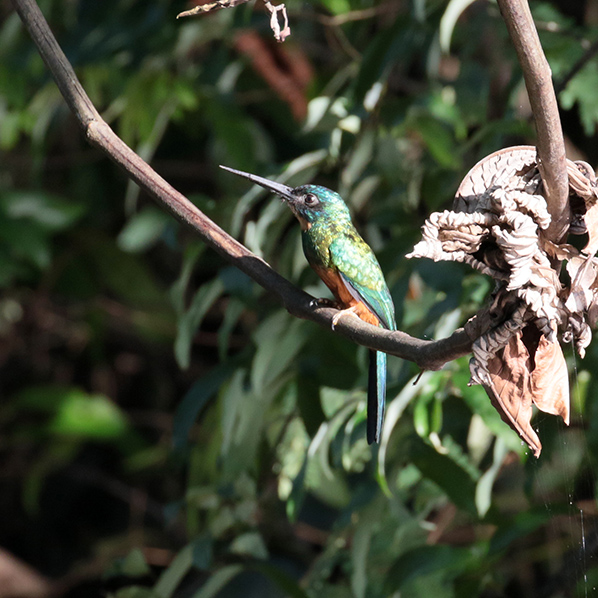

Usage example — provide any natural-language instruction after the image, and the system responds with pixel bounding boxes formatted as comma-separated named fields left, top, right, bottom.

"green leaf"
left=409, top=437, right=478, bottom=514
left=189, top=565, right=243, bottom=598
left=173, top=363, right=234, bottom=450
left=385, top=544, right=481, bottom=591
left=286, top=455, right=308, bottom=521
left=217, top=298, right=245, bottom=361
left=192, top=534, right=213, bottom=570
left=154, top=544, right=194, bottom=598
left=105, top=548, right=152, bottom=579
left=0, top=191, right=85, bottom=231
left=0, top=216, right=52, bottom=269
left=351, top=524, right=371, bottom=598
left=318, top=0, right=350, bottom=16
left=170, top=243, right=205, bottom=315
left=115, top=587, right=159, bottom=598
left=439, top=0, right=478, bottom=53
left=408, top=110, right=460, bottom=169
left=85, top=232, right=168, bottom=309
left=117, top=206, right=171, bottom=253
left=489, top=509, right=553, bottom=555
left=251, top=311, right=310, bottom=395
left=378, top=372, right=434, bottom=494
left=175, top=278, right=225, bottom=369
left=296, top=370, right=326, bottom=438
left=475, top=437, right=508, bottom=517
left=49, top=391, right=128, bottom=439
left=229, top=532, right=268, bottom=559
left=560, top=62, right=598, bottom=135
left=352, top=18, right=410, bottom=105
left=250, top=562, right=310, bottom=598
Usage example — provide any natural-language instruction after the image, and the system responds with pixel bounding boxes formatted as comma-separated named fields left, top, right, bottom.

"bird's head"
left=220, top=166, right=351, bottom=230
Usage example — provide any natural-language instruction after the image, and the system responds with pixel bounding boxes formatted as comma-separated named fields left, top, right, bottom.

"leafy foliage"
left=2, top=0, right=598, bottom=597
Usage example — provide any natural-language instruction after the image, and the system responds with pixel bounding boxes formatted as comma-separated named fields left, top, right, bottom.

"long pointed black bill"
left=220, top=165, right=295, bottom=202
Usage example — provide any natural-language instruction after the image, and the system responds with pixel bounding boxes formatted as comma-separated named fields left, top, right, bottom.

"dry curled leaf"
left=409, top=146, right=595, bottom=456
left=583, top=201, right=598, bottom=256
left=264, top=1, right=291, bottom=42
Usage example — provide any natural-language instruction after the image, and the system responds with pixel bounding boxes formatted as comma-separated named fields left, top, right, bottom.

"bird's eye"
left=304, top=193, right=318, bottom=206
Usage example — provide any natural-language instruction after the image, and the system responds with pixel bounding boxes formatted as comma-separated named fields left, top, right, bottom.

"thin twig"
left=497, top=0, right=570, bottom=242
left=11, top=0, right=478, bottom=371
left=177, top=0, right=291, bottom=42
left=177, top=0, right=250, bottom=19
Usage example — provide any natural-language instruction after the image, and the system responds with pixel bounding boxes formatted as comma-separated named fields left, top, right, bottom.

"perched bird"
left=221, top=166, right=396, bottom=444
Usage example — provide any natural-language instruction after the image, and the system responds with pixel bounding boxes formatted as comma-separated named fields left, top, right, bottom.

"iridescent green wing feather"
left=328, top=233, right=396, bottom=331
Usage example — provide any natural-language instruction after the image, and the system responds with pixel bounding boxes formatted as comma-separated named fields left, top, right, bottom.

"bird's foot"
left=331, top=306, right=361, bottom=331
left=309, top=297, right=338, bottom=309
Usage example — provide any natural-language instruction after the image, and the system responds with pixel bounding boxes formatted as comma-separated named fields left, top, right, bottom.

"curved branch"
left=11, top=0, right=477, bottom=371
left=497, top=0, right=570, bottom=241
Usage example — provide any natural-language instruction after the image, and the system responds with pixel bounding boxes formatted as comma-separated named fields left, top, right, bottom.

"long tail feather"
left=367, top=350, right=386, bottom=444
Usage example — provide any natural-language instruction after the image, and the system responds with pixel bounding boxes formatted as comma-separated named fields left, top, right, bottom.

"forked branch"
left=10, top=0, right=569, bottom=373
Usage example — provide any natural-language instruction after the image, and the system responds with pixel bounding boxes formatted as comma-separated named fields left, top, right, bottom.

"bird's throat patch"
left=297, top=216, right=312, bottom=231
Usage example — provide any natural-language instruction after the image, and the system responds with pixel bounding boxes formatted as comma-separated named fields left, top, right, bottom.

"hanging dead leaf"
left=583, top=201, right=598, bottom=256
left=482, top=325, right=570, bottom=457
left=566, top=256, right=598, bottom=320
left=530, top=335, right=569, bottom=424
left=484, top=331, right=540, bottom=457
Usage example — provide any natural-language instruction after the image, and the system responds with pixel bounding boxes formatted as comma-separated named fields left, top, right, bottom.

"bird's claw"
left=309, top=297, right=336, bottom=309
left=331, top=307, right=360, bottom=331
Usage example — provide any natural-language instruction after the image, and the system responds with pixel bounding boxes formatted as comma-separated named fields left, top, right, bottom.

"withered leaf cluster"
left=408, top=146, right=598, bottom=456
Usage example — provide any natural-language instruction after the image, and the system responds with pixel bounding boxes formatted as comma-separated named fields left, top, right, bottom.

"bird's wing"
left=329, top=234, right=396, bottom=331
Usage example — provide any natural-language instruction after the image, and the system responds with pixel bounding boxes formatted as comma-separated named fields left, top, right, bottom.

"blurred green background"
left=2, top=0, right=598, bottom=596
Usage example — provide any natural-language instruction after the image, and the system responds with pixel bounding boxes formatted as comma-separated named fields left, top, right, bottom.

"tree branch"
left=11, top=0, right=477, bottom=371
left=497, top=0, right=570, bottom=241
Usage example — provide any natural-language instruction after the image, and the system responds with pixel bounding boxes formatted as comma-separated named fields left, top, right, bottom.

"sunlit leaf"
left=50, top=392, right=128, bottom=439
left=351, top=524, right=371, bottom=598
left=439, top=0, right=477, bottom=53
left=475, top=437, right=508, bottom=517
left=229, top=532, right=268, bottom=559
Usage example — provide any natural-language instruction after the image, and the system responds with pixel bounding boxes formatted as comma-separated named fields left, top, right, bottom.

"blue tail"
left=367, top=350, right=386, bottom=444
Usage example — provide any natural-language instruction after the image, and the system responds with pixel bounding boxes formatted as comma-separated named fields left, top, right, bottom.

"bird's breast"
left=312, top=265, right=380, bottom=327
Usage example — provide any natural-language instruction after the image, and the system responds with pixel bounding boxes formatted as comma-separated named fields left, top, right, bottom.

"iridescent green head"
left=220, top=166, right=351, bottom=229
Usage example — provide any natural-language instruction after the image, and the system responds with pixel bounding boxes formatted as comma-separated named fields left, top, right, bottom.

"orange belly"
left=314, top=266, right=380, bottom=327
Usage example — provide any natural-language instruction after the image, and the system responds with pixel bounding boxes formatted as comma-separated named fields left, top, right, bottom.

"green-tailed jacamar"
left=221, top=166, right=396, bottom=444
